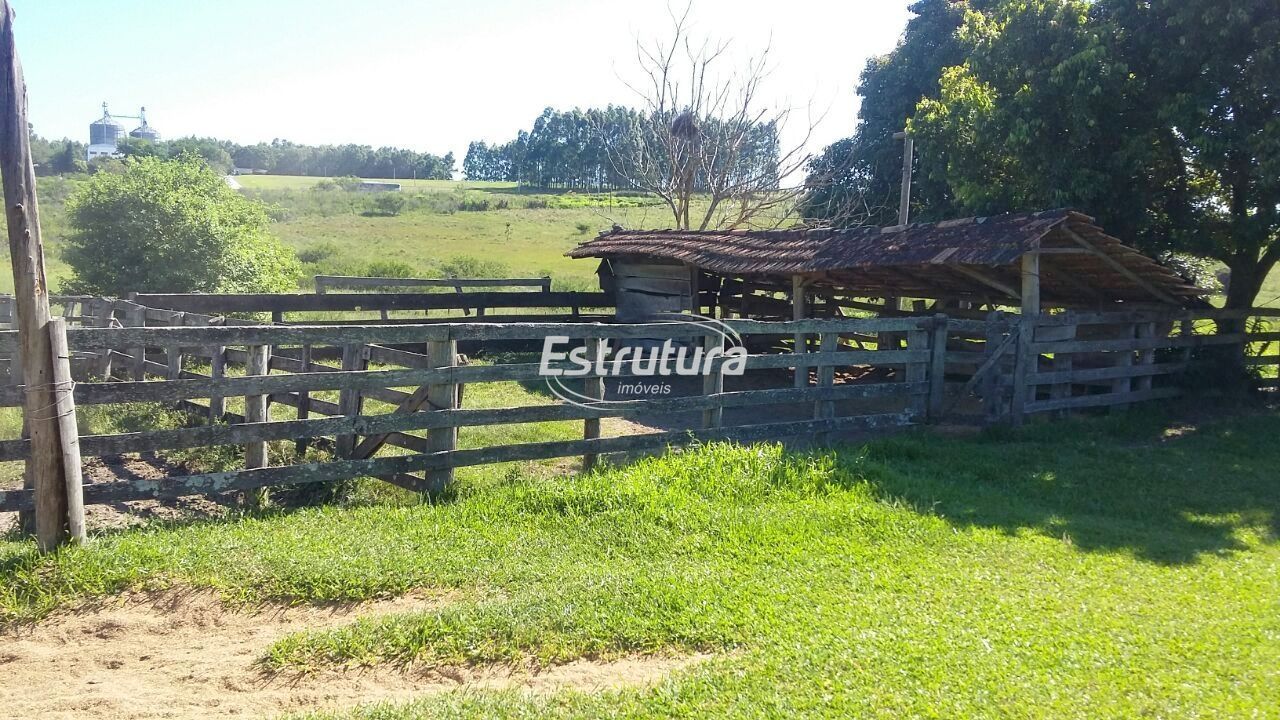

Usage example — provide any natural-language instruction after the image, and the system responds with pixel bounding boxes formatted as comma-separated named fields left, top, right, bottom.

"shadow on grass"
left=842, top=402, right=1279, bottom=566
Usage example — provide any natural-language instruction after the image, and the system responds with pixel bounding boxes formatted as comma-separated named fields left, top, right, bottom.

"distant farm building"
left=357, top=181, right=402, bottom=192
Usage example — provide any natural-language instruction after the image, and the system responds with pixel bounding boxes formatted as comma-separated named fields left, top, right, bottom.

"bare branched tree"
left=604, top=3, right=824, bottom=230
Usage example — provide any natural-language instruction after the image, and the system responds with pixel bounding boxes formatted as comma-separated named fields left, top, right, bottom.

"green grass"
left=2, top=407, right=1278, bottom=717
left=245, top=176, right=675, bottom=287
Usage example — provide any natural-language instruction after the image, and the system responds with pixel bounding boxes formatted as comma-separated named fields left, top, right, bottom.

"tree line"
left=463, top=106, right=782, bottom=195
left=28, top=132, right=456, bottom=181
left=804, top=0, right=1277, bottom=310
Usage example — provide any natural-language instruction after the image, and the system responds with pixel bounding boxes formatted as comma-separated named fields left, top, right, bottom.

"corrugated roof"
left=568, top=209, right=1207, bottom=306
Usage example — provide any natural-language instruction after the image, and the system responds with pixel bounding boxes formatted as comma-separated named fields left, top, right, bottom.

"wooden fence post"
left=1134, top=322, right=1157, bottom=393
left=1112, top=322, right=1137, bottom=411
left=336, top=344, right=368, bottom=457
left=927, top=315, right=949, bottom=422
left=294, top=343, right=312, bottom=455
left=906, top=325, right=930, bottom=421
left=1010, top=316, right=1036, bottom=427
left=165, top=311, right=185, bottom=380
left=47, top=317, right=84, bottom=542
left=792, top=275, right=808, bottom=388
left=126, top=304, right=146, bottom=381
left=95, top=301, right=116, bottom=379
left=979, top=311, right=1006, bottom=424
left=244, top=343, right=270, bottom=507
left=425, top=338, right=458, bottom=493
left=2, top=0, right=72, bottom=550
left=582, top=337, right=605, bottom=471
left=1046, top=316, right=1077, bottom=412
left=702, top=332, right=724, bottom=428
left=815, top=332, right=837, bottom=420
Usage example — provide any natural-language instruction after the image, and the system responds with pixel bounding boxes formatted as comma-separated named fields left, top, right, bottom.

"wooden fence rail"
left=314, top=275, right=553, bottom=294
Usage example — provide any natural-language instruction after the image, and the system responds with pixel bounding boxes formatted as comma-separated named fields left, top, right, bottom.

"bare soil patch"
left=0, top=588, right=704, bottom=719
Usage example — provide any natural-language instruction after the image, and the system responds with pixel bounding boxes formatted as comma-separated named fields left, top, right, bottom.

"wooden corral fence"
left=0, top=295, right=1275, bottom=521
left=0, top=312, right=952, bottom=513
left=943, top=307, right=1280, bottom=424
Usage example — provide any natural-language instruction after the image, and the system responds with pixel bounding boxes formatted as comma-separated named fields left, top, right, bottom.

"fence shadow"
left=836, top=403, right=1279, bottom=566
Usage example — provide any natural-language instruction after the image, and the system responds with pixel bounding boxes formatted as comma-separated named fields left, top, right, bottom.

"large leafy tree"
left=810, top=0, right=1280, bottom=310
left=61, top=155, right=301, bottom=296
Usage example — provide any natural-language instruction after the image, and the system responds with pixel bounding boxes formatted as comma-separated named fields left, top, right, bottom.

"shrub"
left=60, top=155, right=301, bottom=295
left=314, top=175, right=363, bottom=192
left=296, top=242, right=341, bottom=265
left=575, top=222, right=592, bottom=235
left=364, top=260, right=418, bottom=278
left=368, top=192, right=407, bottom=217
left=438, top=255, right=509, bottom=278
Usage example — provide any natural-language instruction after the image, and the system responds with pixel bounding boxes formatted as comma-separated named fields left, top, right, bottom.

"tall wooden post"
left=894, top=130, right=914, bottom=226
left=1, top=1, right=73, bottom=550
left=1011, top=251, right=1041, bottom=426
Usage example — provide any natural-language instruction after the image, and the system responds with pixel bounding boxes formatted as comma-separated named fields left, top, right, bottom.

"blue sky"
left=10, top=0, right=912, bottom=163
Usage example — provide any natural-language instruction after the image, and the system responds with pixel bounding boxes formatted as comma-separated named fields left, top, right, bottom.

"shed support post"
left=1011, top=252, right=1041, bottom=427
left=582, top=338, right=605, bottom=472
left=425, top=339, right=458, bottom=494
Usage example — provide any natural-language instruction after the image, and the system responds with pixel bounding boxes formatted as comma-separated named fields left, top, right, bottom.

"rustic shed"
left=569, top=209, right=1207, bottom=320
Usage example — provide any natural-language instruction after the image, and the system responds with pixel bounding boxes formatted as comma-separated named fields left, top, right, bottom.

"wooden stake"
left=47, top=317, right=84, bottom=542
left=1, top=1, right=71, bottom=550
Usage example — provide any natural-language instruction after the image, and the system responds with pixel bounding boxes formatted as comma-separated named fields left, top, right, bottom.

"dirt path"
left=0, top=589, right=703, bottom=719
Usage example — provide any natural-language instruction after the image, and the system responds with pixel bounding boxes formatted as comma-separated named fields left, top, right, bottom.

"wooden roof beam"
left=1063, top=228, right=1180, bottom=305
left=949, top=265, right=1021, bottom=301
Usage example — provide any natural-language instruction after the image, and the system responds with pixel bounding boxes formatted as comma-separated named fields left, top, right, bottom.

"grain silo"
left=129, top=106, right=160, bottom=142
left=87, top=102, right=125, bottom=160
